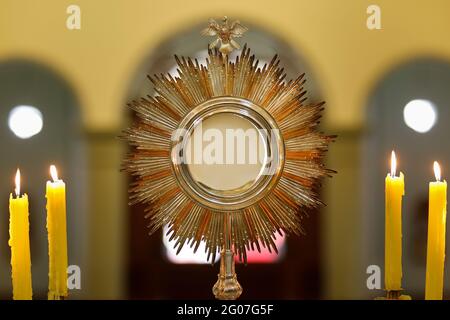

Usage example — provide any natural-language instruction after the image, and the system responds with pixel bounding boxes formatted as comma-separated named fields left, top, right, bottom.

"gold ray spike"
left=122, top=17, right=335, bottom=299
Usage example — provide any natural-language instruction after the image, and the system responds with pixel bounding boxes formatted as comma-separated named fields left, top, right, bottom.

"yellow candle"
left=385, top=151, right=404, bottom=291
left=425, top=161, right=447, bottom=300
left=46, top=165, right=68, bottom=300
left=8, top=169, right=33, bottom=300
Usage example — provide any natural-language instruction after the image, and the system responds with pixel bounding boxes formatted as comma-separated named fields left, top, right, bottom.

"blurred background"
left=1, top=0, right=450, bottom=299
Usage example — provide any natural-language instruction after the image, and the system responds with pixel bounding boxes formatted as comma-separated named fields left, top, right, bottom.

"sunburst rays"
left=123, top=45, right=335, bottom=263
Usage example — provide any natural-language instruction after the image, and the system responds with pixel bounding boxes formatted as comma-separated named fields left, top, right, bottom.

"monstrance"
left=123, top=17, right=335, bottom=299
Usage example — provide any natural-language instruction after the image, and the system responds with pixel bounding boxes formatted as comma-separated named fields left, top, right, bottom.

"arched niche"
left=124, top=21, right=325, bottom=299
left=362, top=58, right=450, bottom=298
left=0, top=59, right=86, bottom=299
left=127, top=20, right=322, bottom=102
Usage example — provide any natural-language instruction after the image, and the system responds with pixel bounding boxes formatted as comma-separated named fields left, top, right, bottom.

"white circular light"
left=8, top=105, right=44, bottom=139
left=403, top=99, right=437, bottom=133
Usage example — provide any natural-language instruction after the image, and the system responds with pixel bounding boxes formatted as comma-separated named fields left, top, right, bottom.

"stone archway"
left=124, top=21, right=325, bottom=299
left=362, top=58, right=450, bottom=298
left=0, top=59, right=86, bottom=299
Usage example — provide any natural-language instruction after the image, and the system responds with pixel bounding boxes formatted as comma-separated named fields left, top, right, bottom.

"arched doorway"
left=0, top=60, right=86, bottom=299
left=125, top=22, right=325, bottom=299
left=362, top=58, right=450, bottom=299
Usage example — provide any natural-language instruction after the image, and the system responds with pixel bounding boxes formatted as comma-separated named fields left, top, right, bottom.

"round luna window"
left=8, top=105, right=44, bottom=139
left=403, top=99, right=437, bottom=133
left=171, top=96, right=284, bottom=211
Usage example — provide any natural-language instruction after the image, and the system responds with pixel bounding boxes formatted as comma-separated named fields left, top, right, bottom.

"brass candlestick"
left=375, top=290, right=411, bottom=300
left=212, top=249, right=242, bottom=300
left=48, top=291, right=68, bottom=300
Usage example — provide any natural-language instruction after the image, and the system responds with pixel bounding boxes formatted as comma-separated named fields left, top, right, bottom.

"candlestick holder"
left=375, top=290, right=412, bottom=300
left=48, top=292, right=68, bottom=300
left=212, top=249, right=242, bottom=300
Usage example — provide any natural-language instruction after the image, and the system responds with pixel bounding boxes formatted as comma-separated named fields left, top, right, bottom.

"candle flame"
left=50, top=165, right=58, bottom=182
left=434, top=161, right=441, bottom=181
left=15, top=169, right=21, bottom=197
left=390, top=150, right=397, bottom=177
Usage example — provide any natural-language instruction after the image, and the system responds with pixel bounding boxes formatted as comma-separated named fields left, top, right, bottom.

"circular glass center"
left=185, top=113, right=267, bottom=192
left=171, top=96, right=284, bottom=211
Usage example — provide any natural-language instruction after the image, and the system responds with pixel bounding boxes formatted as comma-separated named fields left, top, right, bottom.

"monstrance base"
left=212, top=249, right=242, bottom=300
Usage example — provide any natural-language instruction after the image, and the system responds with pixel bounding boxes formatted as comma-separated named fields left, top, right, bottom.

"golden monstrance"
left=123, top=17, right=335, bottom=300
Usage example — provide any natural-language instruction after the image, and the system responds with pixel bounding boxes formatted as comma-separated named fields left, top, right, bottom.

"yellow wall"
left=2, top=0, right=450, bottom=299
left=2, top=0, right=450, bottom=131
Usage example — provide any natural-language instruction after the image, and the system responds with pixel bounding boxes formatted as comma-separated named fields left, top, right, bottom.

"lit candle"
left=46, top=165, right=68, bottom=300
left=425, top=161, right=447, bottom=300
left=385, top=151, right=404, bottom=291
left=8, top=169, right=33, bottom=300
